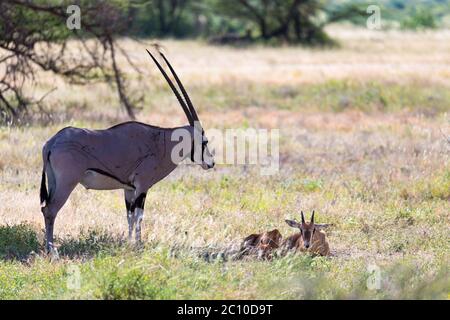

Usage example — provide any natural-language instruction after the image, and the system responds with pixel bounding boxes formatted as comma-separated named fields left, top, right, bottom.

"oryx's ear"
left=285, top=219, right=300, bottom=228
left=314, top=223, right=330, bottom=230
left=301, top=211, right=305, bottom=224
left=311, top=210, right=315, bottom=224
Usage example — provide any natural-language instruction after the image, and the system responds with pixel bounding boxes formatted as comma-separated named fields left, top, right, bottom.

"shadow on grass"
left=0, top=223, right=42, bottom=261
left=58, top=229, right=126, bottom=259
left=0, top=223, right=129, bottom=261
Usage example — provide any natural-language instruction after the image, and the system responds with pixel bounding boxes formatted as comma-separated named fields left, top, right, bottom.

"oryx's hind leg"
left=41, top=179, right=78, bottom=253
left=41, top=152, right=83, bottom=253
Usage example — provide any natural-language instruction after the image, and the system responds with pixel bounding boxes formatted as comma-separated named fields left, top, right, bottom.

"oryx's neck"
left=163, top=125, right=195, bottom=165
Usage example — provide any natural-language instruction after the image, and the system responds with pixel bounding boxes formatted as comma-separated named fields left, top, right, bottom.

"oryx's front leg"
left=124, top=190, right=135, bottom=241
left=133, top=192, right=147, bottom=242
left=124, top=190, right=147, bottom=243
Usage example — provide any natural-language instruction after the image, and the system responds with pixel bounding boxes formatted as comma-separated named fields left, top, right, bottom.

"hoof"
left=47, top=247, right=59, bottom=261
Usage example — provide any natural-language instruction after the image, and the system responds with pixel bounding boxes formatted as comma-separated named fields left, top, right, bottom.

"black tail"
left=40, top=168, right=48, bottom=207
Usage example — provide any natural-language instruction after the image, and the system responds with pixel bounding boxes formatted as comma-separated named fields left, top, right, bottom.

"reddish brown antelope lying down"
left=282, top=211, right=330, bottom=256
left=240, top=229, right=282, bottom=260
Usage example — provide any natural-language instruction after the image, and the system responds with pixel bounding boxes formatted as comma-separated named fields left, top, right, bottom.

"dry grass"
left=0, top=27, right=449, bottom=299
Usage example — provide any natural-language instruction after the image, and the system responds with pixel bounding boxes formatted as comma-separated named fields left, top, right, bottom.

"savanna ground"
left=0, top=27, right=449, bottom=299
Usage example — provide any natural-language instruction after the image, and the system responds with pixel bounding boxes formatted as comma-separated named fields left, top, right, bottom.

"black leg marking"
left=130, top=193, right=147, bottom=212
left=135, top=193, right=147, bottom=210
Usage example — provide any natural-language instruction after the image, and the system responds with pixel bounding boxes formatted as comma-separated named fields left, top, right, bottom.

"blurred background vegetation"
left=122, top=0, right=450, bottom=39
left=1, top=0, right=449, bottom=123
left=55, top=0, right=450, bottom=41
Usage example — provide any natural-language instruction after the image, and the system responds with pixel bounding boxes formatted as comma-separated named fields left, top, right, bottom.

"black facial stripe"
left=191, top=134, right=207, bottom=163
left=202, top=141, right=206, bottom=161
left=303, top=231, right=312, bottom=241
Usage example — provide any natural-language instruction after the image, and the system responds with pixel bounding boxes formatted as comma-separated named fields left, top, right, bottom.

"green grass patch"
left=0, top=245, right=448, bottom=299
left=400, top=170, right=450, bottom=201
left=0, top=224, right=41, bottom=260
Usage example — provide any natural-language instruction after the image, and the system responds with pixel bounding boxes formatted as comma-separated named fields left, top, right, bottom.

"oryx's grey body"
left=43, top=122, right=181, bottom=193
left=40, top=49, right=215, bottom=252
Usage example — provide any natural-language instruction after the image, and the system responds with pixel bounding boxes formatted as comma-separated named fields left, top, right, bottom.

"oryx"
left=40, top=49, right=215, bottom=252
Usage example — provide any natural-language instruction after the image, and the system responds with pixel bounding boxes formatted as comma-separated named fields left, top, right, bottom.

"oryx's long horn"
left=146, top=49, right=194, bottom=126
left=301, top=211, right=305, bottom=224
left=311, top=210, right=315, bottom=224
left=158, top=51, right=200, bottom=124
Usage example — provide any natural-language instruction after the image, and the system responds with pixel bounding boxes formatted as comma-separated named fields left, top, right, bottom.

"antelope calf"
left=282, top=211, right=330, bottom=256
left=240, top=229, right=282, bottom=260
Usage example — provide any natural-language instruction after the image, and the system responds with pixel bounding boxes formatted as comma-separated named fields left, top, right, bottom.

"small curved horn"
left=146, top=49, right=194, bottom=126
left=301, top=211, right=305, bottom=224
